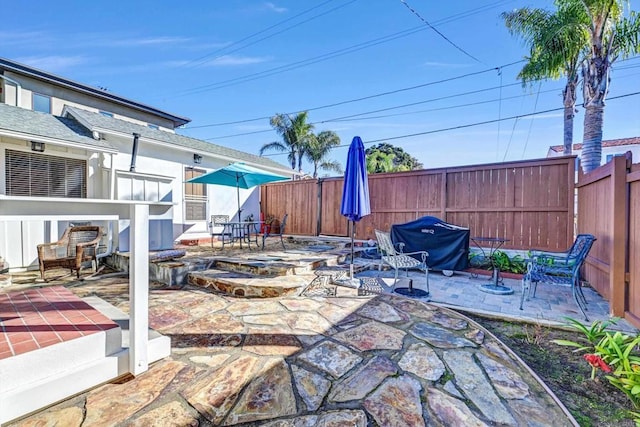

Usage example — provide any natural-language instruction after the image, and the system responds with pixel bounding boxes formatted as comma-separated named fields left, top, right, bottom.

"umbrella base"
left=394, top=287, right=429, bottom=297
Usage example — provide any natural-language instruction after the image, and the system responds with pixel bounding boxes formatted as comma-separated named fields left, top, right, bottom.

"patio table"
left=220, top=221, right=262, bottom=250
left=471, top=236, right=513, bottom=295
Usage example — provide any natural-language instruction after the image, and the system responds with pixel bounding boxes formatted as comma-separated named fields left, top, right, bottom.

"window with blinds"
left=5, top=149, right=87, bottom=198
left=184, top=167, right=207, bottom=220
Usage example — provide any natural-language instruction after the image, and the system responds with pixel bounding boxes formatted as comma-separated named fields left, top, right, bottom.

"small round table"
left=471, top=236, right=513, bottom=295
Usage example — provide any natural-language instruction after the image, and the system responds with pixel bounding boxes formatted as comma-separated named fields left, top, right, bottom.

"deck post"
left=129, top=203, right=149, bottom=375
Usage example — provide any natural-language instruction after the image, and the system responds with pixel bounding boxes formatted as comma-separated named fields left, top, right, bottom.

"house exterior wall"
left=4, top=72, right=177, bottom=131
left=547, top=144, right=640, bottom=166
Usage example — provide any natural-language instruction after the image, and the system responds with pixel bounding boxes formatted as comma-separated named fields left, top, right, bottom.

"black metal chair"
left=262, top=213, right=288, bottom=250
left=521, top=234, right=597, bottom=319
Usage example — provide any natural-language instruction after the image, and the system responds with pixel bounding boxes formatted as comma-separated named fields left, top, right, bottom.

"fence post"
left=610, top=155, right=629, bottom=316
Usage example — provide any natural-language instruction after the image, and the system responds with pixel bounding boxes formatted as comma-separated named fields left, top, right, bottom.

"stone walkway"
left=9, top=276, right=577, bottom=426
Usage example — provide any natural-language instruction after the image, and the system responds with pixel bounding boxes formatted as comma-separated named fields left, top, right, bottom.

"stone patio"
left=2, top=239, right=633, bottom=425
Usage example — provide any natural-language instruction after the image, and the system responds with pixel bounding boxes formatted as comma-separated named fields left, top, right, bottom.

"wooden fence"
left=261, top=156, right=575, bottom=251
left=577, top=153, right=640, bottom=327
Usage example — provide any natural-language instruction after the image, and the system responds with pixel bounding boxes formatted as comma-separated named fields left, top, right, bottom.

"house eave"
left=0, top=128, right=119, bottom=155
left=0, top=57, right=191, bottom=128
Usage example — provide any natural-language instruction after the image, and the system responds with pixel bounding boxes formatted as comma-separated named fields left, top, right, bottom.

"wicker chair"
left=37, top=226, right=102, bottom=280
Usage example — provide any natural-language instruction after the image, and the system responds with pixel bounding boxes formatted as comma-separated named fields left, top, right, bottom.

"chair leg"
left=280, top=234, right=285, bottom=251
left=520, top=276, right=530, bottom=310
left=572, top=277, right=589, bottom=321
left=424, top=266, right=430, bottom=295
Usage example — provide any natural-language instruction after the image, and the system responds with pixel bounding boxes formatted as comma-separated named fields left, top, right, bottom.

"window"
left=99, top=111, right=114, bottom=117
left=184, top=168, right=206, bottom=220
left=5, top=149, right=86, bottom=198
left=147, top=124, right=159, bottom=130
left=32, top=93, right=51, bottom=113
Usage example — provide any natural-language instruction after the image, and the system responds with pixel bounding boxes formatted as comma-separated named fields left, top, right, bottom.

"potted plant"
left=264, top=215, right=280, bottom=234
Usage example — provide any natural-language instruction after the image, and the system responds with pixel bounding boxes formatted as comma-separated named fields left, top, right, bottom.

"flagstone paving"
left=9, top=277, right=576, bottom=426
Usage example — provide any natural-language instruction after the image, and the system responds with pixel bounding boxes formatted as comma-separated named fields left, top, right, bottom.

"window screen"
left=5, top=150, right=86, bottom=198
left=184, top=168, right=206, bottom=220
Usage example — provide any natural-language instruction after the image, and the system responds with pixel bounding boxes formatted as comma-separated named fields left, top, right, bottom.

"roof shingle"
left=0, top=103, right=116, bottom=151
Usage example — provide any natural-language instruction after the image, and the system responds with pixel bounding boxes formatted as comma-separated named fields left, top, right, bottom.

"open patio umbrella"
left=187, top=162, right=289, bottom=220
left=340, top=136, right=371, bottom=280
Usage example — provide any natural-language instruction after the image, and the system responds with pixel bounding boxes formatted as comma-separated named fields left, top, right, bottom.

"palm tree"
left=559, top=0, right=640, bottom=172
left=260, top=112, right=314, bottom=171
left=305, top=130, right=342, bottom=178
left=503, top=6, right=587, bottom=155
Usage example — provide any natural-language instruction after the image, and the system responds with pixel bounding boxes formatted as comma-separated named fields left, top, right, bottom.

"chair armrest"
left=37, top=242, right=67, bottom=260
left=402, top=250, right=429, bottom=263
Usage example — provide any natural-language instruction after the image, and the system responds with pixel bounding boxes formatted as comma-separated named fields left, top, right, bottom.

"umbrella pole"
left=236, top=177, right=242, bottom=221
left=350, top=221, right=355, bottom=280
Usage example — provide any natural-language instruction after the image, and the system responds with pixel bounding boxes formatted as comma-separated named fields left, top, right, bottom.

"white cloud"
left=264, top=2, right=287, bottom=13
left=107, top=36, right=193, bottom=47
left=14, top=55, right=88, bottom=73
left=207, top=55, right=271, bottom=66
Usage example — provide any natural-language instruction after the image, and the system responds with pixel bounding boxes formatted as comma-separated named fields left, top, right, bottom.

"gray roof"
left=64, top=106, right=292, bottom=173
left=0, top=103, right=116, bottom=152
left=0, top=57, right=190, bottom=128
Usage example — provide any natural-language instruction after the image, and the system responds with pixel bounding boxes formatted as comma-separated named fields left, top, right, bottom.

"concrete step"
left=0, top=295, right=170, bottom=425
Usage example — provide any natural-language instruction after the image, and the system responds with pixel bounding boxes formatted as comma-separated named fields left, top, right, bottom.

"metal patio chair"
left=521, top=234, right=596, bottom=320
left=262, top=213, right=288, bottom=250
left=374, top=229, right=429, bottom=293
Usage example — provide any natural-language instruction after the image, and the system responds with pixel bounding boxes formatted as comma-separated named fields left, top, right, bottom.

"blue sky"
left=3, top=0, right=639, bottom=174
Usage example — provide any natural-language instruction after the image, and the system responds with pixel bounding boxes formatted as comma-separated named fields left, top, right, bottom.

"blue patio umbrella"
left=340, top=136, right=371, bottom=279
left=187, top=162, right=289, bottom=220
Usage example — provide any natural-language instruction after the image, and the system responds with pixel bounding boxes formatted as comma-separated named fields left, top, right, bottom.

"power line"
left=327, top=87, right=561, bottom=122
left=177, top=25, right=429, bottom=96
left=185, top=61, right=523, bottom=129
left=183, top=55, right=639, bottom=132
left=184, top=0, right=339, bottom=67
left=175, top=1, right=512, bottom=97
left=190, top=0, right=359, bottom=68
left=256, top=90, right=640, bottom=156
left=399, top=0, right=483, bottom=63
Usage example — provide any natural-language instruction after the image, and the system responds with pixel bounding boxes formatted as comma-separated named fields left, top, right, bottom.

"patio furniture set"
left=37, top=218, right=597, bottom=321
left=210, top=213, right=288, bottom=250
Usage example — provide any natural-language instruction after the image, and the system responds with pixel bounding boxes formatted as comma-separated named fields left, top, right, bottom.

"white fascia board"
left=0, top=128, right=118, bottom=154
left=94, top=127, right=297, bottom=177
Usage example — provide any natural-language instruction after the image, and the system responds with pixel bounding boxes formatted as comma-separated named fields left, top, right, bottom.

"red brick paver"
left=0, top=286, right=118, bottom=359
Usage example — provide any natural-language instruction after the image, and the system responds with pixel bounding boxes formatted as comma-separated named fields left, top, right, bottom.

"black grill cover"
left=390, top=216, right=470, bottom=271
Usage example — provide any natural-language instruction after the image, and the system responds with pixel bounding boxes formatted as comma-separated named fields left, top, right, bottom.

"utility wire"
left=201, top=87, right=561, bottom=141
left=399, top=0, right=483, bottom=63
left=177, top=25, right=429, bottom=96
left=175, top=1, right=510, bottom=96
left=190, top=0, right=358, bottom=68
left=255, top=90, right=640, bottom=155
left=185, top=0, right=339, bottom=67
left=185, top=61, right=523, bottom=129
left=521, top=82, right=543, bottom=159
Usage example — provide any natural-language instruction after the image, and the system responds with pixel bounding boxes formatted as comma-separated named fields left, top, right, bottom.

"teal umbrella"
left=187, top=162, right=289, bottom=220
